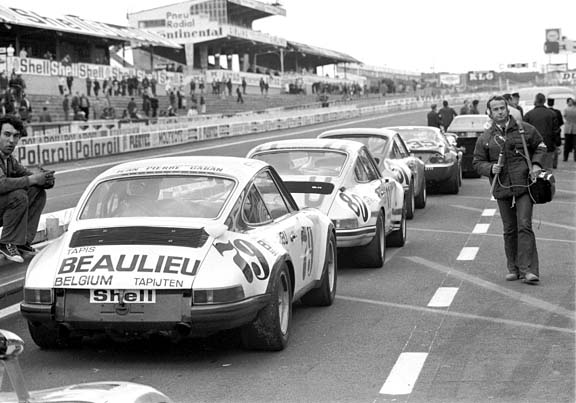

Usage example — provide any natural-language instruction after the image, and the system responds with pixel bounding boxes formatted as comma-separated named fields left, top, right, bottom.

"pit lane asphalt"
left=0, top=108, right=574, bottom=403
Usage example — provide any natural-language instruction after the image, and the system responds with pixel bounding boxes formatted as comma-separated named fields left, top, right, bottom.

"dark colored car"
left=446, top=115, right=491, bottom=178
left=388, top=126, right=462, bottom=194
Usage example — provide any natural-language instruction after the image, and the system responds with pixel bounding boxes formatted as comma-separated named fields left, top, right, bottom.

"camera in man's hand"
left=42, top=169, right=55, bottom=189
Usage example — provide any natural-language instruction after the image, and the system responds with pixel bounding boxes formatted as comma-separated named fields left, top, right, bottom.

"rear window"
left=80, top=175, right=235, bottom=219
left=252, top=150, right=348, bottom=177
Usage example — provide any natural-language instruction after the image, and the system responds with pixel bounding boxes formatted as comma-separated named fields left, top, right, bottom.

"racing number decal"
left=214, top=239, right=270, bottom=283
left=339, top=193, right=369, bottom=222
left=301, top=226, right=314, bottom=280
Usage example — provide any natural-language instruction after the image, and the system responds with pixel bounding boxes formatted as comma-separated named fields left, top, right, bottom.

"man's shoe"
left=18, top=243, right=37, bottom=255
left=0, top=243, right=24, bottom=263
left=506, top=273, right=521, bottom=281
left=523, top=273, right=540, bottom=285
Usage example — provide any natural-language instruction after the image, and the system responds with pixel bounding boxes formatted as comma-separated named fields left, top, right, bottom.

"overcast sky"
left=3, top=0, right=576, bottom=73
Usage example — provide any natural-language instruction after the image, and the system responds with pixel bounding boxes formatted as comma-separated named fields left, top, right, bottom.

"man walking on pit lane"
left=427, top=104, right=442, bottom=128
left=439, top=100, right=457, bottom=132
left=523, top=93, right=559, bottom=170
left=0, top=116, right=54, bottom=263
left=473, top=96, right=546, bottom=285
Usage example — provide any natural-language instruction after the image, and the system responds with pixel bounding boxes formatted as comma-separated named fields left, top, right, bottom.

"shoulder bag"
left=519, top=126, right=555, bottom=204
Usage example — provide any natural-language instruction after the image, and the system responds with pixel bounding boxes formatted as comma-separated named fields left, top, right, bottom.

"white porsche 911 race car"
left=21, top=157, right=337, bottom=351
left=0, top=329, right=173, bottom=403
left=246, top=139, right=406, bottom=269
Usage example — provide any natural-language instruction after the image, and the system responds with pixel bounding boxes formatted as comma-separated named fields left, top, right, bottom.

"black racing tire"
left=241, top=265, right=292, bottom=351
left=28, top=321, right=75, bottom=349
left=302, top=232, right=337, bottom=306
left=405, top=182, right=415, bottom=219
left=387, top=206, right=407, bottom=247
left=444, top=166, right=460, bottom=194
left=415, top=178, right=427, bottom=209
left=355, top=212, right=386, bottom=268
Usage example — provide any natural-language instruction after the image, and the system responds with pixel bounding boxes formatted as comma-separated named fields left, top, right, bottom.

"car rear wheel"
left=444, top=166, right=460, bottom=194
left=405, top=182, right=415, bottom=219
left=415, top=179, right=427, bottom=209
left=241, top=265, right=292, bottom=351
left=302, top=232, right=337, bottom=306
left=355, top=212, right=386, bottom=268
left=387, top=206, right=407, bottom=247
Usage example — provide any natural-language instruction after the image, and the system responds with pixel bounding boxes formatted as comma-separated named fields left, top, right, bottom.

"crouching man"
left=0, top=116, right=55, bottom=263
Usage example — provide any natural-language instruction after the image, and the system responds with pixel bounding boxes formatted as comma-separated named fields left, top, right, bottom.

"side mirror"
left=0, top=329, right=24, bottom=359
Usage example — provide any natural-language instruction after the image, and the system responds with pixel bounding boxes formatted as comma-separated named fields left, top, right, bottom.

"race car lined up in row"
left=21, top=157, right=337, bottom=351
left=318, top=128, right=427, bottom=219
left=247, top=138, right=406, bottom=268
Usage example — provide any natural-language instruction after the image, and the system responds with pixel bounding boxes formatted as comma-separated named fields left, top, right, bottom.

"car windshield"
left=323, top=134, right=388, bottom=156
left=253, top=150, right=348, bottom=177
left=79, top=175, right=236, bottom=219
left=448, top=116, right=491, bottom=131
left=394, top=129, right=442, bottom=149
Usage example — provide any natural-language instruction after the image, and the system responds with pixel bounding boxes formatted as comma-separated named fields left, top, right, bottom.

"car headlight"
left=193, top=286, right=245, bottom=304
left=332, top=219, right=359, bottom=230
left=23, top=288, right=54, bottom=305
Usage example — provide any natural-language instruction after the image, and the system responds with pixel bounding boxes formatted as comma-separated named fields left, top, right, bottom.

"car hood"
left=25, top=219, right=220, bottom=290
left=0, top=381, right=173, bottom=403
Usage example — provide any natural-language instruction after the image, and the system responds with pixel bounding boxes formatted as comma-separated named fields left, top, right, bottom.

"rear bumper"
left=336, top=225, right=376, bottom=247
left=424, top=163, right=456, bottom=183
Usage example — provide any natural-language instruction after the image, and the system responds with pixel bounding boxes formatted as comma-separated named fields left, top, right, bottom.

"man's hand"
left=530, top=165, right=542, bottom=181
left=491, top=164, right=502, bottom=174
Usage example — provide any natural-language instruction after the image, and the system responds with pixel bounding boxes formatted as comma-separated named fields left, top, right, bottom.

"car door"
left=395, top=135, right=422, bottom=187
left=245, top=170, right=309, bottom=291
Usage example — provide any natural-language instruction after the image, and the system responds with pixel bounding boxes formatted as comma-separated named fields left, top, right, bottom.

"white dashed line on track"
left=427, top=287, right=459, bottom=308
left=472, top=223, right=490, bottom=234
left=379, top=352, right=428, bottom=395
left=456, top=247, right=479, bottom=261
left=481, top=209, right=497, bottom=216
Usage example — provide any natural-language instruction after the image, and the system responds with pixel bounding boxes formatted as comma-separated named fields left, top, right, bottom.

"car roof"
left=319, top=127, right=397, bottom=139
left=385, top=125, right=442, bottom=133
left=249, top=138, right=364, bottom=155
left=448, top=115, right=491, bottom=131
left=96, top=156, right=268, bottom=185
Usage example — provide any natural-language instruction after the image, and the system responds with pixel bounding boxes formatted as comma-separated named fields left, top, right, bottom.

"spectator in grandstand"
left=93, top=79, right=100, bottom=97
left=62, top=94, right=70, bottom=121
left=564, top=98, right=576, bottom=162
left=142, top=93, right=150, bottom=117
left=199, top=96, right=206, bottom=114
left=127, top=97, right=138, bottom=119
left=19, top=94, right=32, bottom=123
left=0, top=115, right=54, bottom=262
left=190, top=79, right=196, bottom=95
left=547, top=98, right=564, bottom=169
left=236, top=86, right=244, bottom=104
left=150, top=97, right=159, bottom=118
left=38, top=106, right=52, bottom=123
left=227, top=79, right=233, bottom=97
left=61, top=54, right=71, bottom=66
left=102, top=79, right=109, bottom=96
left=460, top=100, right=471, bottom=115
left=0, top=72, right=8, bottom=96
left=510, top=92, right=524, bottom=118
left=79, top=93, right=90, bottom=120
left=18, top=48, right=27, bottom=58
left=142, top=76, right=150, bottom=94
left=66, top=75, right=74, bottom=94
left=427, top=104, right=442, bottom=128
left=71, top=92, right=80, bottom=115
left=259, top=77, right=265, bottom=95
left=198, top=79, right=204, bottom=94
left=86, top=76, right=92, bottom=97
left=177, top=89, right=183, bottom=109
left=73, top=110, right=86, bottom=121
left=120, top=76, right=128, bottom=96
left=242, top=78, right=247, bottom=94
left=92, top=97, right=101, bottom=121
left=43, top=50, right=53, bottom=60
left=150, top=76, right=157, bottom=97
left=112, top=78, right=119, bottom=96
left=6, top=44, right=14, bottom=57
left=439, top=100, right=457, bottom=131
left=57, top=76, right=65, bottom=96
left=8, top=72, right=24, bottom=104
left=0, top=99, right=5, bottom=117
left=470, top=99, right=480, bottom=114
left=523, top=93, right=559, bottom=170
left=169, top=90, right=177, bottom=111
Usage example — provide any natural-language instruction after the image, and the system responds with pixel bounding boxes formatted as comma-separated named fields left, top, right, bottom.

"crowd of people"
left=0, top=71, right=33, bottom=123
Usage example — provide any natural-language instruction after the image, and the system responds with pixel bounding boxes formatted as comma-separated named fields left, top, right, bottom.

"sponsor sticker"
left=90, top=289, right=156, bottom=304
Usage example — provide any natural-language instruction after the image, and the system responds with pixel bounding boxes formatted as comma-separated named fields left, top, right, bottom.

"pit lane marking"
left=405, top=256, right=575, bottom=321
left=410, top=227, right=576, bottom=244
left=427, top=287, right=459, bottom=307
left=456, top=247, right=478, bottom=260
left=482, top=209, right=497, bottom=216
left=379, top=352, right=428, bottom=395
left=472, top=224, right=490, bottom=234
left=336, top=295, right=574, bottom=334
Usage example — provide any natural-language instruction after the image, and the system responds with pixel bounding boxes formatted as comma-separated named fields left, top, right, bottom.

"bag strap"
left=518, top=125, right=533, bottom=170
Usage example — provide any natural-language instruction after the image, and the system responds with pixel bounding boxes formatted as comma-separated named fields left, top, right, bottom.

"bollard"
left=45, top=217, right=62, bottom=240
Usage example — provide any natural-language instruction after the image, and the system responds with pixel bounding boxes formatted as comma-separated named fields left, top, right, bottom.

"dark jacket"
left=523, top=105, right=559, bottom=151
left=0, top=155, right=32, bottom=195
left=438, top=106, right=457, bottom=129
left=427, top=110, right=441, bottom=128
left=473, top=117, right=546, bottom=199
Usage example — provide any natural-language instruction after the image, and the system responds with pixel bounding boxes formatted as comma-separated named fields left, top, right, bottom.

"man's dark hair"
left=486, top=95, right=508, bottom=112
left=512, top=92, right=520, bottom=98
left=546, top=98, right=555, bottom=107
left=0, top=115, right=26, bottom=137
left=442, top=100, right=448, bottom=107
left=534, top=93, right=546, bottom=105
left=472, top=99, right=479, bottom=106
left=431, top=104, right=437, bottom=109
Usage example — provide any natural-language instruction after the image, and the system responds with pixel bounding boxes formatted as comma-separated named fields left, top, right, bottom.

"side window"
left=242, top=185, right=272, bottom=225
left=358, top=149, right=380, bottom=181
left=254, top=171, right=290, bottom=219
left=391, top=142, right=402, bottom=159
left=354, top=159, right=370, bottom=183
left=394, top=138, right=409, bottom=158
